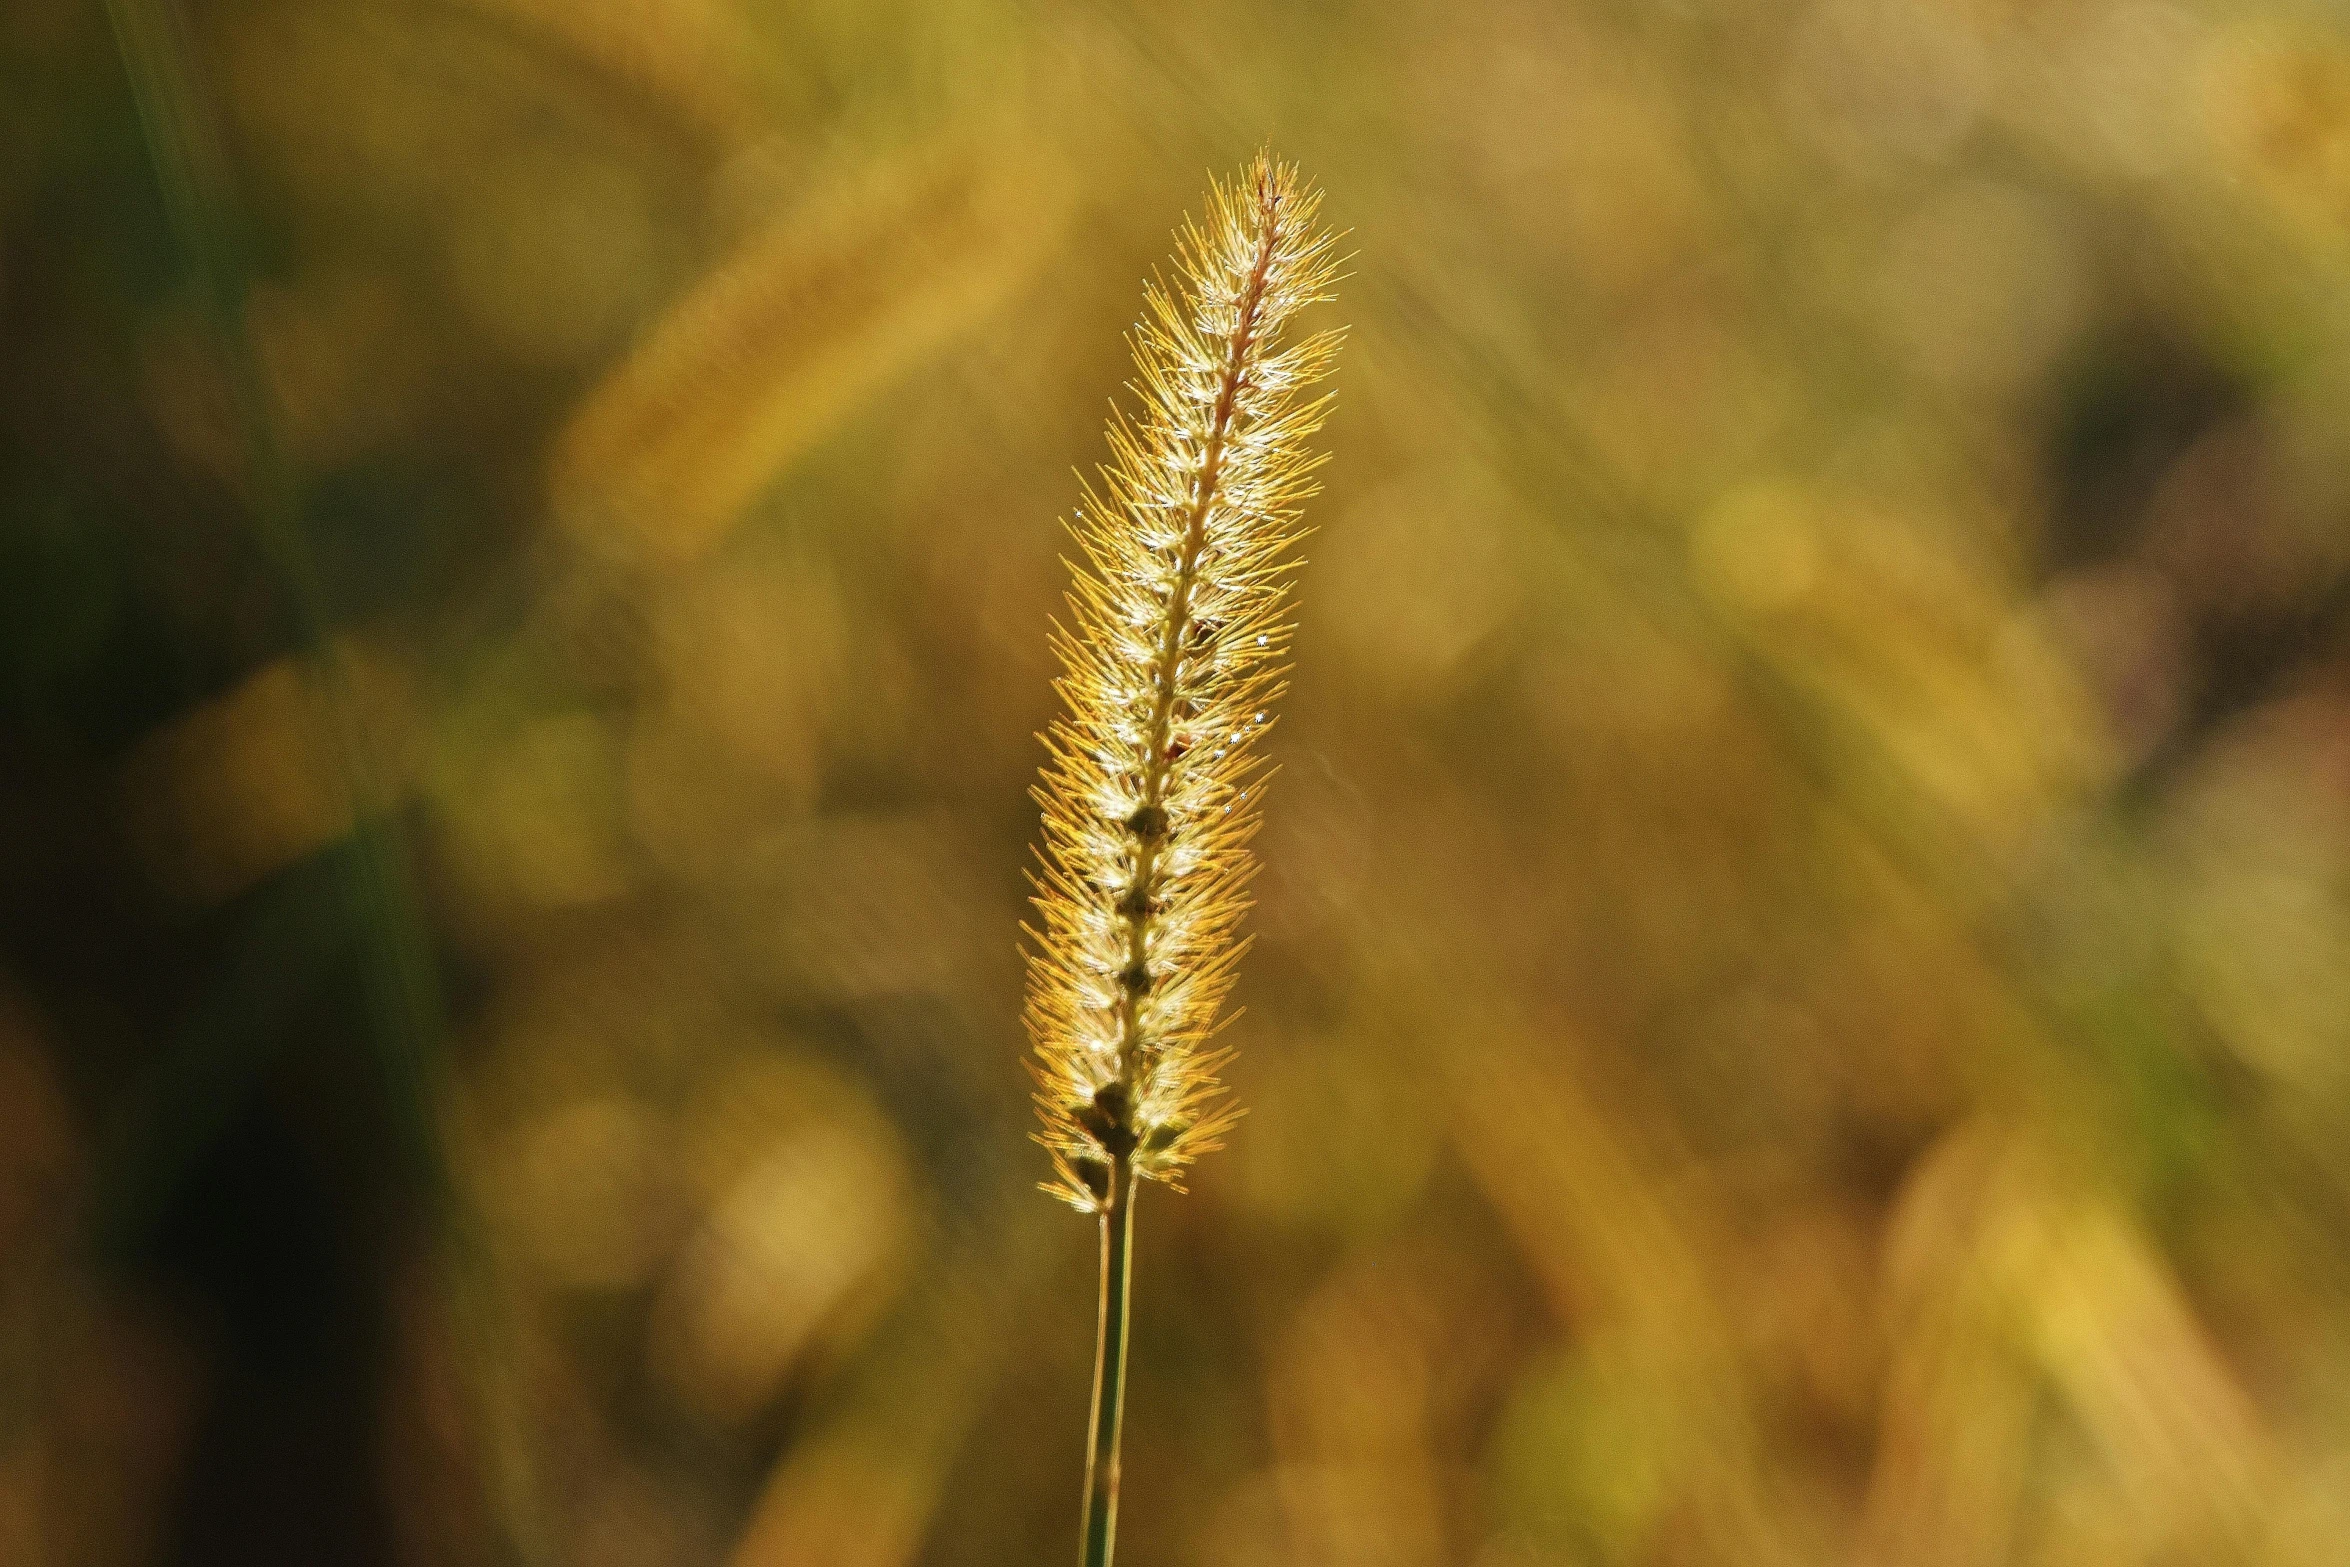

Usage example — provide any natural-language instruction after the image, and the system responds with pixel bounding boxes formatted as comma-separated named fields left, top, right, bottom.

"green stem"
left=101, top=5, right=540, bottom=1560
left=1080, top=1159, right=1137, bottom=1567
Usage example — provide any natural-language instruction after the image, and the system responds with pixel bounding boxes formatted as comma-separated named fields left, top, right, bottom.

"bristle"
left=1025, top=154, right=1344, bottom=1210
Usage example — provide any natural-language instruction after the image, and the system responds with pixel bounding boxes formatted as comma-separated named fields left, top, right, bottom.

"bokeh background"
left=7, top=0, right=2350, bottom=1563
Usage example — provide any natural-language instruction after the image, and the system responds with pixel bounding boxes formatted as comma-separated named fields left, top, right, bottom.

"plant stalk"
left=1079, top=1158, right=1137, bottom=1567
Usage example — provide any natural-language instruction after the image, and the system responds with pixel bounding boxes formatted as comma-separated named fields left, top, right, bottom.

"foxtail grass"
left=1023, top=152, right=1343, bottom=1567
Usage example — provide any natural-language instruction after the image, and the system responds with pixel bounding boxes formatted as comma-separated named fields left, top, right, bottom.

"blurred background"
left=6, top=0, right=2350, bottom=1563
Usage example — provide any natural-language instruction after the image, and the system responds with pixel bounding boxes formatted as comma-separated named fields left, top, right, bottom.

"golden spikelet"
left=1025, top=154, right=1345, bottom=1214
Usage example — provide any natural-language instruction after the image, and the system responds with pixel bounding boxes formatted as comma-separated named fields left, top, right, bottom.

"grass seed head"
left=1024, top=153, right=1345, bottom=1212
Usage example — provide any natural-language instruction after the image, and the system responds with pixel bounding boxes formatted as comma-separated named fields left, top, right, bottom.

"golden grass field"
left=6, top=0, right=2350, bottom=1563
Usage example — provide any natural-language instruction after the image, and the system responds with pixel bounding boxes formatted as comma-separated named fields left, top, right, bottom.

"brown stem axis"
left=1112, top=177, right=1284, bottom=1099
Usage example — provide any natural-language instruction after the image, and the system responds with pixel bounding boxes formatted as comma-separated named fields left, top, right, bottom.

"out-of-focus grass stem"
left=100, top=0, right=441, bottom=1190
left=100, top=1, right=539, bottom=1559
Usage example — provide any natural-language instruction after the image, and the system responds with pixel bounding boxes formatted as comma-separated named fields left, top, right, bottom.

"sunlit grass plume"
left=1022, top=151, right=1344, bottom=1567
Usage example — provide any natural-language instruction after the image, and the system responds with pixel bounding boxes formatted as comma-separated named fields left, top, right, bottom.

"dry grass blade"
left=453, top=0, right=774, bottom=150
left=549, top=133, right=1071, bottom=565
